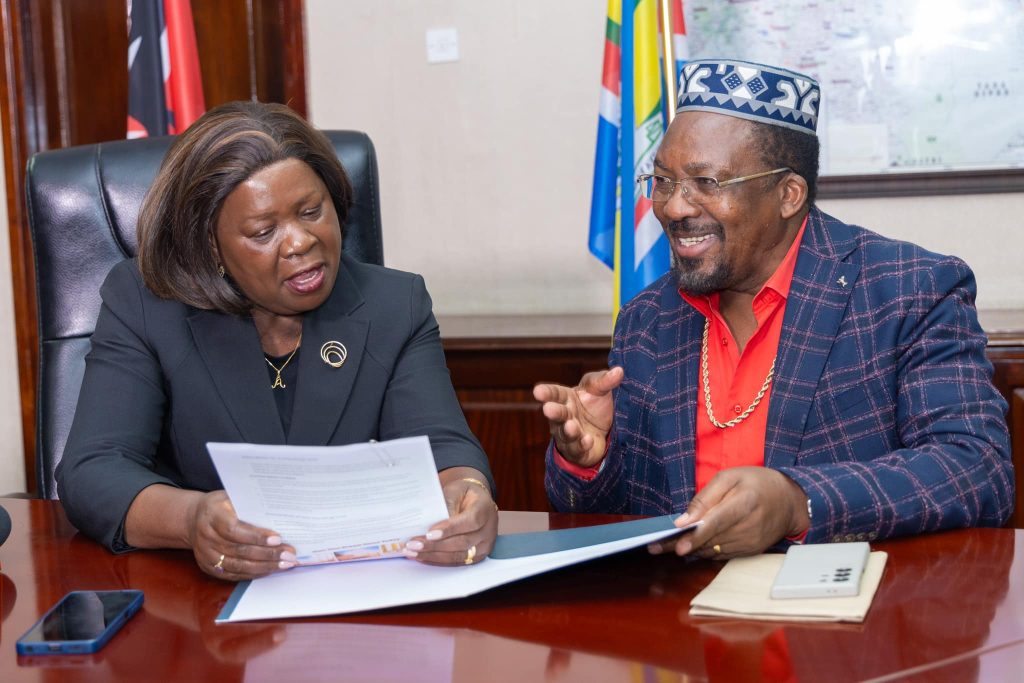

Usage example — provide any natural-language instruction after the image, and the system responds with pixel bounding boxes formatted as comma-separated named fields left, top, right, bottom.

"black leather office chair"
left=25, top=131, right=384, bottom=499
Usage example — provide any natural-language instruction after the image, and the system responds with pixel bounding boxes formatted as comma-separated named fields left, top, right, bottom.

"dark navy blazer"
left=58, top=253, right=491, bottom=551
left=546, top=207, right=1014, bottom=543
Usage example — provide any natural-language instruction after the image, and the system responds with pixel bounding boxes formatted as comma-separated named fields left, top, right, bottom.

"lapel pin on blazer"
left=837, top=276, right=848, bottom=288
left=320, top=341, right=348, bottom=368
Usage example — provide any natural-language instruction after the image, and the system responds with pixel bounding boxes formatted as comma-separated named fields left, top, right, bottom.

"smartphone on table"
left=770, top=542, right=870, bottom=599
left=16, top=590, right=144, bottom=655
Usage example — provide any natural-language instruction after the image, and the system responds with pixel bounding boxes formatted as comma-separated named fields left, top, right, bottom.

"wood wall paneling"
left=458, top=389, right=551, bottom=513
left=191, top=0, right=258, bottom=104
left=2, top=0, right=44, bottom=491
left=62, top=2, right=129, bottom=144
left=253, top=0, right=307, bottom=115
left=191, top=0, right=306, bottom=115
left=444, top=339, right=611, bottom=512
left=0, top=0, right=306, bottom=492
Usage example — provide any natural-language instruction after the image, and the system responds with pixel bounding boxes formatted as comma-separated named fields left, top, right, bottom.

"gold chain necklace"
left=700, top=318, right=775, bottom=428
left=265, top=333, right=301, bottom=389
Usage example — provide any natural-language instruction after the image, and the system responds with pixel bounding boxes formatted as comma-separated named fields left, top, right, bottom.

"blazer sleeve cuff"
left=551, top=447, right=605, bottom=481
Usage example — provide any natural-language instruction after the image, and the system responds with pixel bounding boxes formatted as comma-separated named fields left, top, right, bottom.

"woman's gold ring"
left=214, top=554, right=226, bottom=572
left=464, top=545, right=477, bottom=565
left=712, top=544, right=722, bottom=555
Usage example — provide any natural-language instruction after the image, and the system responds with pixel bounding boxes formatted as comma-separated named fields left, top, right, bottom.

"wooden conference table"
left=0, top=499, right=1021, bottom=682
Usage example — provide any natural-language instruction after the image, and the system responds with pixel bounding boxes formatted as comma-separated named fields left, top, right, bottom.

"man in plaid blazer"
left=535, top=59, right=1013, bottom=557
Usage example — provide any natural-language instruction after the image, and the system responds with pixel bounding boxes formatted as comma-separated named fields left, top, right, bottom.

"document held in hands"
left=207, top=436, right=449, bottom=566
left=217, top=514, right=700, bottom=622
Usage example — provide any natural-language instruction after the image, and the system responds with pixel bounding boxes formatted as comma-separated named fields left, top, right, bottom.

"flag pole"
left=658, top=0, right=677, bottom=124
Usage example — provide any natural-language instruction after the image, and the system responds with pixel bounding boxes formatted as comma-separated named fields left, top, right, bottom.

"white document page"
left=208, top=436, right=449, bottom=565
left=217, top=520, right=698, bottom=622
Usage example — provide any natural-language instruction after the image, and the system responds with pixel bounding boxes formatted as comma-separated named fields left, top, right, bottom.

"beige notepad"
left=689, top=551, right=887, bottom=623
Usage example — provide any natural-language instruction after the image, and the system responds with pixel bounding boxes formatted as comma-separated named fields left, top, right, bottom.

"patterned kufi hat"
left=676, top=58, right=820, bottom=135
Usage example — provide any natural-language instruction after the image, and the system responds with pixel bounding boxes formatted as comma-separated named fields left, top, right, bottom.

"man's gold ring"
left=464, top=545, right=477, bottom=565
left=214, top=554, right=226, bottom=572
left=712, top=544, right=722, bottom=555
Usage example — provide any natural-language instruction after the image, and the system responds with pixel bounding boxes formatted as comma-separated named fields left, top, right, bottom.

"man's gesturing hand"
left=532, top=366, right=623, bottom=468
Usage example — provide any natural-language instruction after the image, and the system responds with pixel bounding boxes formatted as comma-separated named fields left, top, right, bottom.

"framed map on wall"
left=684, top=0, right=1024, bottom=197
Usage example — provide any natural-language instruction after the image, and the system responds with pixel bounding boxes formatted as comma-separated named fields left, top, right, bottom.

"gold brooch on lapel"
left=320, top=341, right=348, bottom=368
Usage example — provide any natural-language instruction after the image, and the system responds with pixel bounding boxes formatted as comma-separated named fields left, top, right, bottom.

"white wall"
left=307, top=0, right=613, bottom=314
left=306, top=0, right=1024, bottom=314
left=0, top=103, right=26, bottom=494
left=818, top=193, right=1024, bottom=309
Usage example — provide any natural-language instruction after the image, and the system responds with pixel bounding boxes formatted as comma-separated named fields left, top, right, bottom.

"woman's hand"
left=404, top=468, right=498, bottom=566
left=188, top=490, right=298, bottom=581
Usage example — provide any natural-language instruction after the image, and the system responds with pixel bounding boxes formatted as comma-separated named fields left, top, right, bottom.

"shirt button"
left=733, top=404, right=742, bottom=414
left=721, top=337, right=728, bottom=346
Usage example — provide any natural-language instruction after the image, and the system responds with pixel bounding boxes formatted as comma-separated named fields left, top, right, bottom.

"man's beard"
left=667, top=219, right=731, bottom=296
left=673, top=256, right=732, bottom=296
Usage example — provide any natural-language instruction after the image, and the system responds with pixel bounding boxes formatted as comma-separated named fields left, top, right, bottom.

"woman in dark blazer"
left=56, top=101, right=497, bottom=580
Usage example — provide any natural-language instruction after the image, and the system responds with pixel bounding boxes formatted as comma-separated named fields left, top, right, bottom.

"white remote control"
left=770, top=542, right=870, bottom=599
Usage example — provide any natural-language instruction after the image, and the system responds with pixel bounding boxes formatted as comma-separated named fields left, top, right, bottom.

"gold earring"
left=217, top=265, right=225, bottom=278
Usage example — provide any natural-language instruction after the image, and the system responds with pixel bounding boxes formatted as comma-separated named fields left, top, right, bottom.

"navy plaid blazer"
left=546, top=207, right=1014, bottom=543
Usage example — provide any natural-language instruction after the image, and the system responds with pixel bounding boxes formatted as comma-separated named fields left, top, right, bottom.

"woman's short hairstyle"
left=137, top=100, right=353, bottom=315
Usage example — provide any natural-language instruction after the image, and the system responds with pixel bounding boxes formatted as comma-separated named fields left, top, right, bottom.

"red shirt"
left=683, top=217, right=806, bottom=490
left=555, top=217, right=807, bottom=489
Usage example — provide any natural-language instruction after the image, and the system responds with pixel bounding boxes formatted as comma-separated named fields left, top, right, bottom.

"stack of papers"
left=689, top=552, right=888, bottom=623
left=209, top=437, right=451, bottom=566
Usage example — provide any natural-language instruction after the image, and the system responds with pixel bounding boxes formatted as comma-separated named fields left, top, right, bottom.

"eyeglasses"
left=636, top=167, right=791, bottom=204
